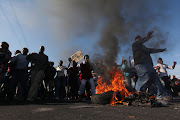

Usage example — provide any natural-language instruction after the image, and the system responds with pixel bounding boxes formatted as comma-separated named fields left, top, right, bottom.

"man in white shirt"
left=154, top=58, right=177, bottom=95
left=55, top=60, right=67, bottom=100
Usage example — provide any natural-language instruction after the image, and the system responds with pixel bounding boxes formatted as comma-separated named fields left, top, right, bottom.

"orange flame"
left=96, top=67, right=131, bottom=105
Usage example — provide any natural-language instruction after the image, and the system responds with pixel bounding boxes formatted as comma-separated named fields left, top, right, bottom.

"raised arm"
left=136, top=31, right=154, bottom=44
left=121, top=57, right=124, bottom=66
left=172, top=62, right=177, bottom=69
left=167, top=62, right=177, bottom=69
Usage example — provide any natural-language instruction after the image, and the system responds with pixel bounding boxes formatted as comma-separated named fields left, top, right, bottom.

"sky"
left=0, top=0, right=180, bottom=78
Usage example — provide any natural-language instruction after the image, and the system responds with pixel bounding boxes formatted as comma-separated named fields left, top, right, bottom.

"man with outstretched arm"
left=132, top=31, right=169, bottom=100
left=154, top=58, right=177, bottom=95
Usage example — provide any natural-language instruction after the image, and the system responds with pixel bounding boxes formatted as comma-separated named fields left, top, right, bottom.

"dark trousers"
left=7, top=69, right=28, bottom=99
left=70, top=77, right=79, bottom=98
left=161, top=76, right=172, bottom=95
left=55, top=76, right=66, bottom=99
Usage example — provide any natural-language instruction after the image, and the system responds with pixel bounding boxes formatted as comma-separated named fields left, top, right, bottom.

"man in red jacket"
left=78, top=55, right=95, bottom=99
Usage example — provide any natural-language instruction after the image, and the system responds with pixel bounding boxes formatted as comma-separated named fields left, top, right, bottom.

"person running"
left=154, top=58, right=177, bottom=95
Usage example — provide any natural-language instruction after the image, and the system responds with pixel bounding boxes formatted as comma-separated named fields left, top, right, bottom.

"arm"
left=167, top=62, right=177, bottom=69
left=148, top=48, right=166, bottom=54
left=172, top=62, right=177, bottom=69
left=154, top=66, right=160, bottom=70
left=154, top=63, right=160, bottom=70
left=121, top=57, right=124, bottom=66
left=129, top=56, right=132, bottom=66
left=136, top=31, right=154, bottom=44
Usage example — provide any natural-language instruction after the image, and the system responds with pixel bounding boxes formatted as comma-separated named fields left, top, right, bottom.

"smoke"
left=38, top=0, right=171, bottom=67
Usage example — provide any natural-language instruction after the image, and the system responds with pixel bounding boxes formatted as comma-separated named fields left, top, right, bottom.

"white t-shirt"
left=155, top=63, right=173, bottom=77
left=56, top=65, right=66, bottom=77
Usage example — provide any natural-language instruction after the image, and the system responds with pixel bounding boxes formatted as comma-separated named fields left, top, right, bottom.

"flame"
left=95, top=67, right=131, bottom=105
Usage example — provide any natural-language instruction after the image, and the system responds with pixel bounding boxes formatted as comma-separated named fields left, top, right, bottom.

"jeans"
left=78, top=78, right=95, bottom=96
left=135, top=63, right=168, bottom=96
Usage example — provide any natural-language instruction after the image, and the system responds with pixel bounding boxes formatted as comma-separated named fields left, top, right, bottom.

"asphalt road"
left=0, top=98, right=179, bottom=120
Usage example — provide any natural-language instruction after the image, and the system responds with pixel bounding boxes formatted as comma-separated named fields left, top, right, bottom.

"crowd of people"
left=0, top=43, right=98, bottom=102
left=0, top=31, right=179, bottom=104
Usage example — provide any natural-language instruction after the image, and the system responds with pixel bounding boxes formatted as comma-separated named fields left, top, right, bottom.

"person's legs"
left=7, top=70, right=18, bottom=99
left=135, top=64, right=149, bottom=91
left=27, top=70, right=44, bottom=101
left=55, top=77, right=60, bottom=99
left=78, top=79, right=87, bottom=95
left=161, top=76, right=172, bottom=95
left=89, top=78, right=95, bottom=95
left=150, top=71, right=168, bottom=97
left=18, top=70, right=28, bottom=99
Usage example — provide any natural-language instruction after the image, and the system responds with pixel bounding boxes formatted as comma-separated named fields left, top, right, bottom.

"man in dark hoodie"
left=27, top=46, right=48, bottom=102
left=132, top=31, right=168, bottom=99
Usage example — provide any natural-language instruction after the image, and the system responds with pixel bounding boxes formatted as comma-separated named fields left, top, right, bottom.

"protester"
left=0, top=42, right=12, bottom=98
left=27, top=46, right=48, bottom=102
left=129, top=56, right=138, bottom=89
left=0, top=42, right=12, bottom=84
left=171, top=75, right=180, bottom=97
left=132, top=31, right=169, bottom=100
left=55, top=60, right=67, bottom=100
left=121, top=57, right=132, bottom=90
left=78, top=55, right=95, bottom=100
left=154, top=58, right=177, bottom=95
left=7, top=48, right=29, bottom=100
left=68, top=61, right=79, bottom=100
left=44, top=61, right=56, bottom=99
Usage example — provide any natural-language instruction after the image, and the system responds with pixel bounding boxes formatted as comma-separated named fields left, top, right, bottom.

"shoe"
left=153, top=99, right=168, bottom=107
left=26, top=100, right=34, bottom=104
left=156, top=95, right=172, bottom=101
left=163, top=96, right=173, bottom=101
left=55, top=97, right=60, bottom=100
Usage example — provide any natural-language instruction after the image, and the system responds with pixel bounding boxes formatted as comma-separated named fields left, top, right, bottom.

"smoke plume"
left=38, top=0, right=171, bottom=67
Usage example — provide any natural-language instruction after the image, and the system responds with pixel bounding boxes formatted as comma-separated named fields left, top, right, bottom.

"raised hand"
left=146, top=31, right=154, bottom=39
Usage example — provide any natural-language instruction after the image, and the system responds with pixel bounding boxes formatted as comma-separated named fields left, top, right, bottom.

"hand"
left=163, top=48, right=167, bottom=51
left=146, top=31, right=154, bottom=39
left=121, top=56, right=124, bottom=60
left=174, top=61, right=177, bottom=65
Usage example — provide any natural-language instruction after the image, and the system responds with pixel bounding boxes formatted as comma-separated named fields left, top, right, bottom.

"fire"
left=95, top=67, right=131, bottom=105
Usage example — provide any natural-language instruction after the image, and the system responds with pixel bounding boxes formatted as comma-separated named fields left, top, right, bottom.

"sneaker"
left=163, top=96, right=173, bottom=101
left=156, top=95, right=172, bottom=101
